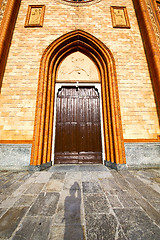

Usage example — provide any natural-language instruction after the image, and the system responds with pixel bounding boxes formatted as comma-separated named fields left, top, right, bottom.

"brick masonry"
left=0, top=0, right=159, bottom=140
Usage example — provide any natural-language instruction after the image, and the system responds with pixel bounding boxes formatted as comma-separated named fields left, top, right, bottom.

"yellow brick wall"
left=0, top=0, right=159, bottom=140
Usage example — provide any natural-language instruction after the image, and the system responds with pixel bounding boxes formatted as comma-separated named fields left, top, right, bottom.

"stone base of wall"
left=0, top=143, right=160, bottom=170
left=104, top=161, right=127, bottom=171
left=0, top=144, right=31, bottom=170
left=125, top=142, right=160, bottom=169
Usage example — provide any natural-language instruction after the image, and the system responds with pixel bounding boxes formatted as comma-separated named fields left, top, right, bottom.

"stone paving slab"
left=0, top=165, right=160, bottom=239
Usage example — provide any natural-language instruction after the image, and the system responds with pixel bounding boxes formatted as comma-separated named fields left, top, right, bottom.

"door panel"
left=54, top=87, right=102, bottom=164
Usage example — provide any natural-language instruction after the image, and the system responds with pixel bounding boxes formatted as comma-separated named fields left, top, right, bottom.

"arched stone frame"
left=30, top=30, right=126, bottom=168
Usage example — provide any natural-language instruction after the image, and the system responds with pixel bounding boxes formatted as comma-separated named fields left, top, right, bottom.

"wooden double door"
left=54, top=87, right=102, bottom=164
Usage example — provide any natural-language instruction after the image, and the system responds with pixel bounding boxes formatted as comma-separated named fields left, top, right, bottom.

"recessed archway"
left=30, top=30, right=126, bottom=168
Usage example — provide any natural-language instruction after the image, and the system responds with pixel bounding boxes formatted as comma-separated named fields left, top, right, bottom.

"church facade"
left=0, top=0, right=160, bottom=170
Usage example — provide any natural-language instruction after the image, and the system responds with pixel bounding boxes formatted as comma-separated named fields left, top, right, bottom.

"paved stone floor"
left=0, top=165, right=160, bottom=240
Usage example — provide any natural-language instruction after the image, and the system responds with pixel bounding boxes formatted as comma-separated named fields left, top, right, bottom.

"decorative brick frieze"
left=145, top=0, right=160, bottom=47
left=0, top=0, right=8, bottom=26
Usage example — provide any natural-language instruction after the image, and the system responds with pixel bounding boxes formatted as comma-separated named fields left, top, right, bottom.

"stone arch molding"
left=30, top=30, right=126, bottom=168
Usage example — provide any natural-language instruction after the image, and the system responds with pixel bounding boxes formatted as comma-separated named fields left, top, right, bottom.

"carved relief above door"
left=56, top=52, right=100, bottom=83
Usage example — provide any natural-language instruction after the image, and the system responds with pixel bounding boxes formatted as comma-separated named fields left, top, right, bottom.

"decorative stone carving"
left=110, top=6, right=130, bottom=29
left=25, top=5, right=45, bottom=27
left=0, top=0, right=8, bottom=26
left=57, top=52, right=100, bottom=82
left=29, top=8, right=41, bottom=25
left=55, top=0, right=101, bottom=6
left=145, top=0, right=160, bottom=47
left=114, top=8, right=126, bottom=25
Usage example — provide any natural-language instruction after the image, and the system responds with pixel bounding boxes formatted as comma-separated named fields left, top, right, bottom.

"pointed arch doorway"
left=30, top=30, right=126, bottom=169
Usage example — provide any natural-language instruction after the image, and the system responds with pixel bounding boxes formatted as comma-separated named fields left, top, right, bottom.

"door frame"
left=52, top=83, right=105, bottom=165
left=30, top=30, right=126, bottom=168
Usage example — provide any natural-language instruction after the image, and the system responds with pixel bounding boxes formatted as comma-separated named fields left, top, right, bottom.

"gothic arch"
left=30, top=30, right=126, bottom=167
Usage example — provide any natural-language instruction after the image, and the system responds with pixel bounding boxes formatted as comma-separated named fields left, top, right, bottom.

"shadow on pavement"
left=64, top=182, right=84, bottom=240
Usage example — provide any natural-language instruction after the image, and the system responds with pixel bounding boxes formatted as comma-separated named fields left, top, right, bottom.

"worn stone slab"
left=28, top=216, right=52, bottom=240
left=14, top=195, right=36, bottom=207
left=85, top=213, right=121, bottom=240
left=132, top=169, right=160, bottom=179
left=82, top=181, right=102, bottom=193
left=107, top=195, right=123, bottom=208
left=96, top=170, right=113, bottom=179
left=134, top=174, right=160, bottom=194
left=79, top=164, right=108, bottom=172
left=65, top=172, right=81, bottom=180
left=81, top=172, right=98, bottom=181
left=153, top=169, right=160, bottom=175
left=122, top=170, right=155, bottom=188
left=49, top=164, right=109, bottom=173
left=44, top=179, right=64, bottom=192
left=114, top=209, right=160, bottom=240
left=119, top=171, right=160, bottom=204
left=17, top=172, right=33, bottom=182
left=117, top=191, right=139, bottom=208
left=12, top=216, right=52, bottom=240
left=5, top=179, right=20, bottom=189
left=63, top=177, right=81, bottom=190
left=133, top=195, right=160, bottom=226
left=12, top=183, right=31, bottom=197
left=50, top=172, right=66, bottom=180
left=81, top=171, right=112, bottom=181
left=3, top=181, right=22, bottom=196
left=1, top=178, right=17, bottom=191
left=49, top=225, right=84, bottom=240
left=0, top=207, right=28, bottom=239
left=111, top=170, right=160, bottom=226
left=83, top=194, right=110, bottom=214
left=0, top=196, right=20, bottom=208
left=135, top=185, right=160, bottom=203
left=48, top=165, right=79, bottom=172
left=12, top=216, right=37, bottom=240
left=100, top=178, right=123, bottom=195
left=0, top=195, right=6, bottom=204
left=0, top=208, right=7, bottom=218
left=34, top=172, right=53, bottom=183
left=152, top=202, right=160, bottom=212
left=49, top=225, right=65, bottom=240
left=110, top=170, right=132, bottom=190
left=24, top=183, right=44, bottom=195
left=27, top=192, right=60, bottom=216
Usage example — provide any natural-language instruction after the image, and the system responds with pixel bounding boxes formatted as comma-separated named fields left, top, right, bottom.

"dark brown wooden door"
left=54, top=87, right=102, bottom=164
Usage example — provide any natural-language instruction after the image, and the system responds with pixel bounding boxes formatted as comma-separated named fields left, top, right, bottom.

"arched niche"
left=30, top=30, right=126, bottom=168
